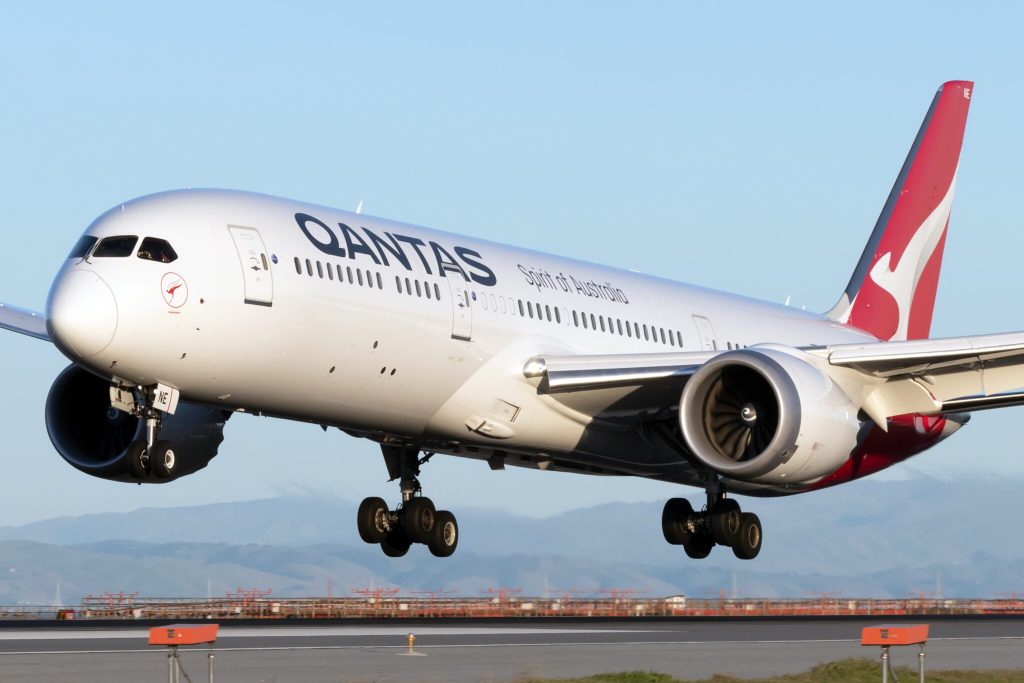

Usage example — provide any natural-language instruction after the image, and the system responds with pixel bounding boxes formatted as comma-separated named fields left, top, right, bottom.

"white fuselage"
left=47, top=189, right=875, bottom=489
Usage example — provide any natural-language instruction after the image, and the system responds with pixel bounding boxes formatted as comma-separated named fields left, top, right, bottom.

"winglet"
left=827, top=81, right=973, bottom=341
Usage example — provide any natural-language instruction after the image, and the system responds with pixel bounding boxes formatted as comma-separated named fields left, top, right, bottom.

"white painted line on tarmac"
left=0, top=626, right=644, bottom=641
left=1, top=635, right=1022, bottom=656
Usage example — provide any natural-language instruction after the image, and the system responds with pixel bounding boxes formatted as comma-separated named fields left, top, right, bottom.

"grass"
left=519, top=658, right=1024, bottom=682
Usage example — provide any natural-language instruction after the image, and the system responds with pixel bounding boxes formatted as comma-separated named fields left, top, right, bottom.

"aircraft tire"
left=732, top=512, right=763, bottom=560
left=710, top=499, right=742, bottom=546
left=150, top=441, right=177, bottom=479
left=127, top=441, right=148, bottom=478
left=683, top=532, right=714, bottom=559
left=356, top=497, right=389, bottom=544
left=381, top=528, right=412, bottom=557
left=428, top=510, right=458, bottom=558
left=403, top=497, right=436, bottom=544
left=661, top=498, right=693, bottom=545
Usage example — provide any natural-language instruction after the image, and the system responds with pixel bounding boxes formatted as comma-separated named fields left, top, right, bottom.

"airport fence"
left=3, top=595, right=1024, bottom=620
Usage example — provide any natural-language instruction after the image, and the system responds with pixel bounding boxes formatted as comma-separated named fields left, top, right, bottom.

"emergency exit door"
left=228, top=226, right=274, bottom=306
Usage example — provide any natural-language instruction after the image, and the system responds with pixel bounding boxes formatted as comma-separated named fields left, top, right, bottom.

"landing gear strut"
left=356, top=445, right=459, bottom=558
left=661, top=480, right=762, bottom=560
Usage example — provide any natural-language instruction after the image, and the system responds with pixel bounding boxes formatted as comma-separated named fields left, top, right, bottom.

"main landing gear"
left=356, top=446, right=459, bottom=558
left=661, top=482, right=762, bottom=560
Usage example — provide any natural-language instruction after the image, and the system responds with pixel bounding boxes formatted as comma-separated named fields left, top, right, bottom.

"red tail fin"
left=827, top=81, right=973, bottom=341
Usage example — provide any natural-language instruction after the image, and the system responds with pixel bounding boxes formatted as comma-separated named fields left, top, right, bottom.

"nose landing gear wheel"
left=126, top=441, right=149, bottom=478
left=150, top=441, right=177, bottom=479
left=356, top=497, right=390, bottom=544
left=428, top=510, right=458, bottom=558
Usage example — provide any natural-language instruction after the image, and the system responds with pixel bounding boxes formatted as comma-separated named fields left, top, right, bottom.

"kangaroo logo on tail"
left=827, top=81, right=972, bottom=342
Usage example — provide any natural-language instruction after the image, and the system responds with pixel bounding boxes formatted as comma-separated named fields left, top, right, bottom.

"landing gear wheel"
left=150, top=441, right=177, bottom=479
left=357, top=497, right=390, bottom=544
left=127, top=441, right=148, bottom=478
left=683, top=532, right=714, bottom=559
left=428, top=510, right=458, bottom=558
left=710, top=498, right=742, bottom=546
left=403, top=497, right=436, bottom=544
left=732, top=512, right=763, bottom=560
left=661, top=498, right=693, bottom=545
left=381, top=528, right=412, bottom=557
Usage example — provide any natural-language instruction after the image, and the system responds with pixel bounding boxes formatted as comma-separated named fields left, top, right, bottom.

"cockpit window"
left=137, top=237, right=178, bottom=264
left=92, top=235, right=139, bottom=258
left=68, top=235, right=98, bottom=259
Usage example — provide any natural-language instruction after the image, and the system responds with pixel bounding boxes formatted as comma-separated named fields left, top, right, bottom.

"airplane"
left=0, top=79, right=1013, bottom=562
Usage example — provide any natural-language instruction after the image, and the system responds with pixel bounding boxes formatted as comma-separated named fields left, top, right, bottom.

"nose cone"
left=47, top=270, right=118, bottom=359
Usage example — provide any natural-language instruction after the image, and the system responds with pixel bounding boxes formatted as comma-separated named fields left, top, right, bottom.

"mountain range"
left=0, top=475, right=1019, bottom=605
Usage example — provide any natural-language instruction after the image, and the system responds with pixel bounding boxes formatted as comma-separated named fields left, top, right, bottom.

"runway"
left=0, top=617, right=1022, bottom=682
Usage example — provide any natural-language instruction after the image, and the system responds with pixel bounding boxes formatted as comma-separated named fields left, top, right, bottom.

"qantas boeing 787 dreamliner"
left=0, top=80, right=1013, bottom=560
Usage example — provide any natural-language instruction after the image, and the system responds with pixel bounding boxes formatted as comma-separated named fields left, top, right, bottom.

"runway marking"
left=0, top=626, right=639, bottom=641
left=2, top=636, right=1023, bottom=656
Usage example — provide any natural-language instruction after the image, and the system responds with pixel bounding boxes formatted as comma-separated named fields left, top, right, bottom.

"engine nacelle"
left=45, top=365, right=229, bottom=483
left=679, top=347, right=861, bottom=485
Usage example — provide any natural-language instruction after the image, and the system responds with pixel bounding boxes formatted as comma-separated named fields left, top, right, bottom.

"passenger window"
left=316, top=261, right=324, bottom=278
left=357, top=270, right=364, bottom=287
left=69, top=235, right=98, bottom=259
left=294, top=257, right=302, bottom=274
left=573, top=310, right=579, bottom=327
left=433, top=283, right=441, bottom=300
left=554, top=308, right=561, bottom=324
left=93, top=235, right=138, bottom=258
left=376, top=273, right=383, bottom=289
left=305, top=259, right=313, bottom=276
left=527, top=301, right=534, bottom=318
left=396, top=276, right=403, bottom=293
left=337, top=265, right=344, bottom=282
left=136, top=237, right=177, bottom=263
left=327, top=264, right=334, bottom=281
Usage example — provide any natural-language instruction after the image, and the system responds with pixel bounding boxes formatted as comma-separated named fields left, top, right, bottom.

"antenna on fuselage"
left=356, top=200, right=364, bottom=215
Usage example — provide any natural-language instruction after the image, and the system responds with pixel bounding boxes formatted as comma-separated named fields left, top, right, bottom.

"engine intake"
left=679, top=348, right=859, bottom=484
left=45, top=365, right=229, bottom=483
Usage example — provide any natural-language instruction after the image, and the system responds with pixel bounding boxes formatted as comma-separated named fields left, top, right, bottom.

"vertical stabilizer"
left=827, top=81, right=973, bottom=341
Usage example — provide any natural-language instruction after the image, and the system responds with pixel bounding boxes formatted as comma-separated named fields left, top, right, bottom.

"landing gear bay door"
left=228, top=226, right=273, bottom=306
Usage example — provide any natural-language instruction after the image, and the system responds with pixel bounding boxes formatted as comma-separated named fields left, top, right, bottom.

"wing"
left=0, top=303, right=49, bottom=341
left=814, top=331, right=1024, bottom=420
left=524, top=331, right=1024, bottom=427
left=523, top=350, right=716, bottom=422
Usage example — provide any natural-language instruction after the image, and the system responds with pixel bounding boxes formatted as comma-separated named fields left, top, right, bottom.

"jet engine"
left=45, top=364, right=229, bottom=483
left=679, top=347, right=861, bottom=485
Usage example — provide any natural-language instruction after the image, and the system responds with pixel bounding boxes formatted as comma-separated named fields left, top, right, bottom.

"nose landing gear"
left=661, top=482, right=762, bottom=560
left=356, top=445, right=459, bottom=558
left=116, top=383, right=181, bottom=480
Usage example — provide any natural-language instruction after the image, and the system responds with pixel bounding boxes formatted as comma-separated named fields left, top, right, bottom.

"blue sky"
left=0, top=2, right=1022, bottom=525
